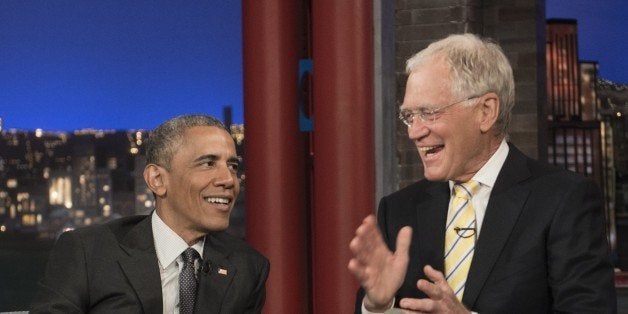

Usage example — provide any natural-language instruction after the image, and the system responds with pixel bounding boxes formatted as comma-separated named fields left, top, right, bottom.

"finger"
left=347, top=258, right=369, bottom=283
left=348, top=235, right=362, bottom=254
left=416, top=278, right=443, bottom=301
left=423, top=265, right=447, bottom=286
left=363, top=214, right=377, bottom=225
left=355, top=215, right=377, bottom=234
left=357, top=215, right=381, bottom=241
left=417, top=265, right=450, bottom=300
left=352, top=216, right=379, bottom=246
left=395, top=226, right=413, bottom=257
left=350, top=231, right=378, bottom=262
left=349, top=259, right=384, bottom=290
left=352, top=216, right=388, bottom=261
left=349, top=218, right=376, bottom=257
left=347, top=257, right=368, bottom=274
left=398, top=297, right=434, bottom=312
left=347, top=258, right=362, bottom=276
left=390, top=309, right=419, bottom=314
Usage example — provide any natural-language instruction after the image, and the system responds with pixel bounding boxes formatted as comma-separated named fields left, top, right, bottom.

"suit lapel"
left=195, top=232, right=236, bottom=313
left=463, top=145, right=531, bottom=307
left=117, top=216, right=163, bottom=314
left=416, top=182, right=450, bottom=272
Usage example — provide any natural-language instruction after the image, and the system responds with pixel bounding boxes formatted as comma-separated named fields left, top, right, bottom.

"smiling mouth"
left=418, top=145, right=444, bottom=155
left=204, top=197, right=231, bottom=205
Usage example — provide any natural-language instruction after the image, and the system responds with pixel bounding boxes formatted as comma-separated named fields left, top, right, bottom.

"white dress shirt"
left=449, top=139, right=509, bottom=238
left=362, top=140, right=509, bottom=313
left=152, top=212, right=205, bottom=314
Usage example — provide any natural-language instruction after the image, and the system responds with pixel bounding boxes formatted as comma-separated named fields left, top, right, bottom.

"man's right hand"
left=347, top=215, right=413, bottom=312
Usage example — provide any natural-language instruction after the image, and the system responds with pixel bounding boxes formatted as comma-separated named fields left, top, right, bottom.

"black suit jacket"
left=356, top=144, right=616, bottom=313
left=30, top=215, right=269, bottom=313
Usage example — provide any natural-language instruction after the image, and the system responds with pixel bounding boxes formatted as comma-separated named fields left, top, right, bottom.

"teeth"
left=205, top=197, right=230, bottom=205
left=418, top=146, right=437, bottom=152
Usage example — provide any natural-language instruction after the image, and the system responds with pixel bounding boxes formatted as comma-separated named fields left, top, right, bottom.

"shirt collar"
left=152, top=211, right=205, bottom=270
left=472, top=139, right=509, bottom=188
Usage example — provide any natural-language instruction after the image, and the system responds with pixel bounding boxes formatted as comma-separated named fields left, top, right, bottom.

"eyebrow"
left=401, top=102, right=437, bottom=109
left=193, top=154, right=242, bottom=163
left=401, top=105, right=437, bottom=112
left=229, top=156, right=243, bottom=163
left=194, top=154, right=217, bottom=163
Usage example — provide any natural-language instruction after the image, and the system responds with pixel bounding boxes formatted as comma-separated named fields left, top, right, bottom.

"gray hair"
left=405, top=33, right=515, bottom=135
left=146, top=114, right=228, bottom=169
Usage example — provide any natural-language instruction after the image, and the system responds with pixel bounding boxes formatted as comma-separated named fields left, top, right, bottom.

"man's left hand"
left=397, top=265, right=470, bottom=314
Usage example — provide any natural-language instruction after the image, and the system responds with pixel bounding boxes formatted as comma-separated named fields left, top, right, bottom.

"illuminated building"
left=546, top=19, right=628, bottom=269
left=0, top=123, right=245, bottom=237
left=546, top=19, right=602, bottom=182
left=0, top=128, right=145, bottom=236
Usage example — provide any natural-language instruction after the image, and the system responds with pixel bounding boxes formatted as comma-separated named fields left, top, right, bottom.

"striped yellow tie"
left=444, top=180, right=480, bottom=300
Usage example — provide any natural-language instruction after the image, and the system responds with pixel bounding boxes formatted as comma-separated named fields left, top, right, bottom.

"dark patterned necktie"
left=179, top=248, right=200, bottom=314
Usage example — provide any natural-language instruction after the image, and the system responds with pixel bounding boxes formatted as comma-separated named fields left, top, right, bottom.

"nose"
left=214, top=164, right=236, bottom=188
left=407, top=118, right=429, bottom=141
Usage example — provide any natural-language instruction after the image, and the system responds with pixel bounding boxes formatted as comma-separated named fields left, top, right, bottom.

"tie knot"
left=182, top=248, right=200, bottom=264
left=453, top=180, right=480, bottom=200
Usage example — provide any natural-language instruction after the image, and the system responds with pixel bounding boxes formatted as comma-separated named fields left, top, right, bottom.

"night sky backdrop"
left=546, top=0, right=628, bottom=84
left=1, top=0, right=626, bottom=131
left=1, top=0, right=242, bottom=131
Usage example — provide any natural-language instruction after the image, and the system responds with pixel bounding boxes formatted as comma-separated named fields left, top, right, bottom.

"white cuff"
left=361, top=298, right=395, bottom=314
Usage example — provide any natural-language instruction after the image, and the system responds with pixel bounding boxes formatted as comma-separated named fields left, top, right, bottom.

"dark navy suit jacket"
left=356, top=144, right=616, bottom=313
left=31, top=214, right=269, bottom=313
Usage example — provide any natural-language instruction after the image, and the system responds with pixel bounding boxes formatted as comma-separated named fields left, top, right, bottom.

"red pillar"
left=242, top=1, right=309, bottom=313
left=311, top=1, right=374, bottom=313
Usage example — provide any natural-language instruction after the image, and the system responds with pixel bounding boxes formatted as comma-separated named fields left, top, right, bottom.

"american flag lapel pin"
left=218, top=268, right=228, bottom=276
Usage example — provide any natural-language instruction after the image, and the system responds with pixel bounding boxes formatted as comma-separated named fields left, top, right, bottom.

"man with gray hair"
left=31, top=114, right=269, bottom=313
left=348, top=34, right=615, bottom=313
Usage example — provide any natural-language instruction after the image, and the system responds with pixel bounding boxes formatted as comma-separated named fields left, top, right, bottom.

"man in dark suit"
left=348, top=34, right=616, bottom=313
left=31, top=115, right=269, bottom=313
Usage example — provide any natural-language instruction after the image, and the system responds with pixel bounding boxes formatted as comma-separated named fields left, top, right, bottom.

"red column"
left=311, top=1, right=374, bottom=313
left=242, top=1, right=309, bottom=313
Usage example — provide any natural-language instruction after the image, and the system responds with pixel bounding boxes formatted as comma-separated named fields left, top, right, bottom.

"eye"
left=399, top=110, right=414, bottom=120
left=420, top=108, right=436, bottom=117
left=227, top=161, right=240, bottom=172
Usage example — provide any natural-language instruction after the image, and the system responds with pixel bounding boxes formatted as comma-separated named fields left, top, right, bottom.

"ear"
left=144, top=164, right=167, bottom=197
left=478, top=92, right=500, bottom=133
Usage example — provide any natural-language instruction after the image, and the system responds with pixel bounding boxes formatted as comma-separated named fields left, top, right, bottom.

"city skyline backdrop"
left=1, top=0, right=626, bottom=131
